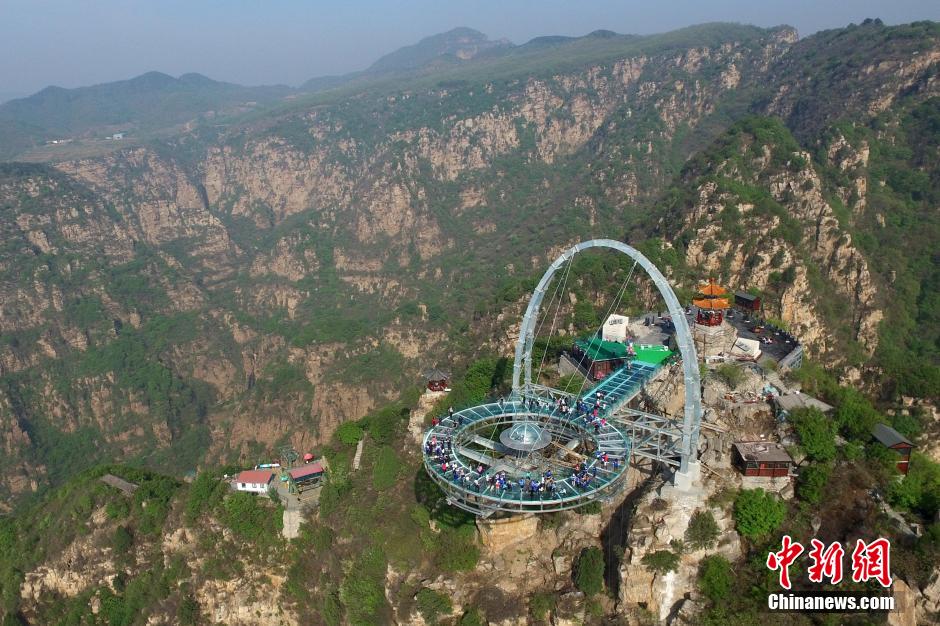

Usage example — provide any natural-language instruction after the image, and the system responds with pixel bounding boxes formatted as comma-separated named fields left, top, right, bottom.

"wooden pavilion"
left=693, top=279, right=730, bottom=326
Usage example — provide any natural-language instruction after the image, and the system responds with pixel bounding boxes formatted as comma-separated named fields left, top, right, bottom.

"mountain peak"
left=368, top=27, right=512, bottom=73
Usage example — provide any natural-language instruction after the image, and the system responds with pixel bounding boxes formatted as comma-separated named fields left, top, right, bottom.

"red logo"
left=851, top=538, right=893, bottom=588
left=766, top=535, right=804, bottom=590
left=807, top=539, right=845, bottom=584
left=766, top=536, right=892, bottom=589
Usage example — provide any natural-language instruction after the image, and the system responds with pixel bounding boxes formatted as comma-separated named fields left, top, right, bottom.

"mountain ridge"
left=0, top=16, right=936, bottom=507
left=0, top=18, right=939, bottom=624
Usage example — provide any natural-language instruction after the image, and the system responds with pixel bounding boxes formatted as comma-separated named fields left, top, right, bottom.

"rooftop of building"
left=574, top=335, right=673, bottom=365
left=289, top=462, right=324, bottom=480
left=872, top=423, right=914, bottom=448
left=235, top=469, right=275, bottom=484
left=776, top=392, right=834, bottom=413
left=732, top=441, right=793, bottom=463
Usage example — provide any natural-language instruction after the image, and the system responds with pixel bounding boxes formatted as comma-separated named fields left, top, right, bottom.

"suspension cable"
left=572, top=259, right=639, bottom=401
left=532, top=253, right=575, bottom=389
left=554, top=259, right=635, bottom=396
left=527, top=255, right=569, bottom=389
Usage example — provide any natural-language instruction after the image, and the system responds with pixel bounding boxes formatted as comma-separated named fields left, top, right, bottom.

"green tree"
left=733, top=489, right=786, bottom=539
left=575, top=547, right=605, bottom=595
left=832, top=388, right=881, bottom=440
left=641, top=549, right=680, bottom=574
left=797, top=464, right=830, bottom=504
left=684, top=509, right=721, bottom=550
left=529, top=591, right=556, bottom=621
left=573, top=301, right=599, bottom=329
left=336, top=422, right=364, bottom=445
left=698, top=555, right=733, bottom=603
left=790, top=408, right=837, bottom=462
left=112, top=525, right=133, bottom=555
left=415, top=588, right=452, bottom=624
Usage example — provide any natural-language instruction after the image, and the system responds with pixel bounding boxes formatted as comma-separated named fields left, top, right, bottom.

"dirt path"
left=352, top=437, right=365, bottom=471
left=282, top=508, right=300, bottom=540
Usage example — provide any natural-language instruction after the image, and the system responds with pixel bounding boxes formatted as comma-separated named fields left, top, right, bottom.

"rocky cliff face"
left=680, top=124, right=882, bottom=358
left=0, top=26, right=802, bottom=499
left=1, top=21, right=938, bottom=502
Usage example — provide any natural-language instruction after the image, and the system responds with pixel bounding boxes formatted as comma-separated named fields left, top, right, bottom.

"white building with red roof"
left=233, top=469, right=275, bottom=494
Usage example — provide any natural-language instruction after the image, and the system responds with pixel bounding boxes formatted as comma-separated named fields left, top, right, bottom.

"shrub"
left=790, top=408, right=837, bottom=462
left=410, top=504, right=431, bottom=528
left=437, top=526, right=479, bottom=572
left=459, top=607, right=485, bottom=626
left=842, top=441, right=864, bottom=461
left=177, top=590, right=201, bottom=625
left=685, top=510, right=721, bottom=550
left=340, top=573, right=385, bottom=625
left=336, top=422, right=364, bottom=446
left=221, top=492, right=281, bottom=541
left=888, top=454, right=940, bottom=519
left=586, top=597, right=604, bottom=617
left=797, top=464, right=830, bottom=504
left=372, top=445, right=402, bottom=491
left=320, top=587, right=343, bottom=626
left=184, top=472, right=225, bottom=523
left=339, top=547, right=387, bottom=626
left=713, top=363, right=744, bottom=389
left=361, top=403, right=407, bottom=444
left=529, top=591, right=556, bottom=620
left=106, top=499, right=130, bottom=520
left=258, top=360, right=313, bottom=398
left=574, top=547, right=605, bottom=595
left=734, top=489, right=786, bottom=539
left=575, top=501, right=602, bottom=515
left=415, top=588, right=452, bottom=624
left=698, top=555, right=733, bottom=603
left=641, top=549, right=680, bottom=574
left=297, top=524, right=333, bottom=552
left=112, top=525, right=133, bottom=554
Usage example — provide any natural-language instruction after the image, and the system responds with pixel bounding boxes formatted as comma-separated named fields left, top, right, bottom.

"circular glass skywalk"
left=421, top=399, right=631, bottom=516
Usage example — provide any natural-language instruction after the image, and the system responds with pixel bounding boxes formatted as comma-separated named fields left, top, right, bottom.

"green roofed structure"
left=572, top=336, right=673, bottom=380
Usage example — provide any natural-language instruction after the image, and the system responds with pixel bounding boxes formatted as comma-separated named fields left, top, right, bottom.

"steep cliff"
left=0, top=21, right=937, bottom=507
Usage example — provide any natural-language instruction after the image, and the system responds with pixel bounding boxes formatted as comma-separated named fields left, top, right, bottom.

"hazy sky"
left=2, top=0, right=939, bottom=96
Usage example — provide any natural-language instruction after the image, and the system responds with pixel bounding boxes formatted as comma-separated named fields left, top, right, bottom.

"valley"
left=0, top=17, right=937, bottom=626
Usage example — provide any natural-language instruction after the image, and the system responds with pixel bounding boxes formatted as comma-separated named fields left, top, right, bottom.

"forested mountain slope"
left=0, top=73, right=294, bottom=160
left=0, top=20, right=937, bottom=507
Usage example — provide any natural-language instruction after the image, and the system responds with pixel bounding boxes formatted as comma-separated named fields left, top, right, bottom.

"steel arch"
left=510, top=239, right=702, bottom=473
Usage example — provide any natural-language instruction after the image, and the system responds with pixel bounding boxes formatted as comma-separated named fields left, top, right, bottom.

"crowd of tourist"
left=422, top=400, right=624, bottom=502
